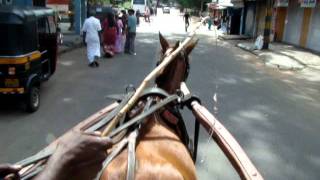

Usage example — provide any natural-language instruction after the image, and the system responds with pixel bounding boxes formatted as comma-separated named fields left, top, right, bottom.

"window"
left=48, top=16, right=56, bottom=33
left=133, top=0, right=144, bottom=5
left=0, top=24, right=24, bottom=55
left=5, top=0, right=12, bottom=5
left=37, top=17, right=49, bottom=33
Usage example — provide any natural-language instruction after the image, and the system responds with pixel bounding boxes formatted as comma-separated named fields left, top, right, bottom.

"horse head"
left=155, top=33, right=198, bottom=94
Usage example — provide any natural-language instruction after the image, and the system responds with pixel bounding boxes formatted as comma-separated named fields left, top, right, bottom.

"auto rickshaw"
left=0, top=6, right=58, bottom=112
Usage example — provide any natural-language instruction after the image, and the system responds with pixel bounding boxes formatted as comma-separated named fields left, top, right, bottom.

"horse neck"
left=157, top=58, right=187, bottom=94
left=139, top=113, right=178, bottom=139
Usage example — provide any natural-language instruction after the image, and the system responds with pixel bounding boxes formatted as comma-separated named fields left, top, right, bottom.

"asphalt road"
left=1, top=9, right=320, bottom=180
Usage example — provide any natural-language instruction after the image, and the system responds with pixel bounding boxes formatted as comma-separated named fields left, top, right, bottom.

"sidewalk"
left=236, top=40, right=320, bottom=71
left=58, top=33, right=83, bottom=55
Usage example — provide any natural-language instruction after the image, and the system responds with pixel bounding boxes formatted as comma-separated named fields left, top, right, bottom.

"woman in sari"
left=102, top=12, right=117, bottom=57
left=114, top=15, right=124, bottom=53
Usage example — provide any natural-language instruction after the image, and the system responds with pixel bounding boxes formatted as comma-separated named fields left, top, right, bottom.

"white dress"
left=82, top=16, right=102, bottom=63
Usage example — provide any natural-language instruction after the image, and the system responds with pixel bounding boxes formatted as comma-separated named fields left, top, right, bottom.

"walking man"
left=82, top=11, right=102, bottom=67
left=183, top=11, right=190, bottom=32
left=125, top=9, right=137, bottom=55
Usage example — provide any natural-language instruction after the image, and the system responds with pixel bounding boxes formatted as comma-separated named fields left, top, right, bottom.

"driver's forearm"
left=33, top=152, right=69, bottom=180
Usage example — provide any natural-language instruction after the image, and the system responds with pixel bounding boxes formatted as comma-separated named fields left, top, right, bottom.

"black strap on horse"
left=109, top=94, right=180, bottom=138
left=180, top=94, right=202, bottom=163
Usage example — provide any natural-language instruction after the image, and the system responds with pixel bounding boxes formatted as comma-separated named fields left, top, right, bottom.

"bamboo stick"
left=101, top=18, right=205, bottom=137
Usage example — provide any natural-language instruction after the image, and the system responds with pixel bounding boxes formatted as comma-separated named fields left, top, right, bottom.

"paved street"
left=1, top=8, right=320, bottom=180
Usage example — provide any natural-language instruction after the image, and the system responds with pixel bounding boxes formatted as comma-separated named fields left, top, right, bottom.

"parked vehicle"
left=0, top=6, right=58, bottom=112
left=162, top=6, right=170, bottom=14
left=132, top=0, right=151, bottom=15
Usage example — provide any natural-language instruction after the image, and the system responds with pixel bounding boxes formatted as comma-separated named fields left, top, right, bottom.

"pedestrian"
left=121, top=10, right=128, bottom=32
left=144, top=7, right=150, bottom=22
left=136, top=9, right=140, bottom=25
left=124, top=9, right=137, bottom=55
left=102, top=12, right=117, bottom=57
left=208, top=15, right=212, bottom=30
left=183, top=11, right=190, bottom=32
left=82, top=11, right=102, bottom=67
left=115, top=14, right=124, bottom=53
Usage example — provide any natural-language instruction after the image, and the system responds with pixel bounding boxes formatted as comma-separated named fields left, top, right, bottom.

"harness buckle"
left=180, top=95, right=201, bottom=110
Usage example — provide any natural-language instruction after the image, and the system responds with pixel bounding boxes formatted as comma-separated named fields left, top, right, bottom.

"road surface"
left=1, top=8, right=320, bottom=180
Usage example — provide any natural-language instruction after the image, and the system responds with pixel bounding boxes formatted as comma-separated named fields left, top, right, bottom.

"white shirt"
left=82, top=16, right=102, bottom=43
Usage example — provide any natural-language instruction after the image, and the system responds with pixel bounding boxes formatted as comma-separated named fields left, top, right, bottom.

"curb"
left=58, top=44, right=83, bottom=56
left=236, top=43, right=305, bottom=71
left=236, top=43, right=259, bottom=56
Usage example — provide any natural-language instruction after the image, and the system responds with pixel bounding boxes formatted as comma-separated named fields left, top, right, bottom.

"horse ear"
left=173, top=41, right=180, bottom=50
left=185, top=38, right=199, bottom=55
left=159, top=32, right=169, bottom=52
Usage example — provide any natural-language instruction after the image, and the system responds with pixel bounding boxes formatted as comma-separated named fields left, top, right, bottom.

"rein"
left=15, top=87, right=196, bottom=180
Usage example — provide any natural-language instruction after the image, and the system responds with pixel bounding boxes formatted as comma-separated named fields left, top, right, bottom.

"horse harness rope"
left=97, top=86, right=200, bottom=180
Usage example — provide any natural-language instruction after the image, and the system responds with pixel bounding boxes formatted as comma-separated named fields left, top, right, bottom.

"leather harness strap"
left=109, top=94, right=180, bottom=138
left=126, top=129, right=138, bottom=180
left=86, top=87, right=170, bottom=133
left=97, top=137, right=129, bottom=179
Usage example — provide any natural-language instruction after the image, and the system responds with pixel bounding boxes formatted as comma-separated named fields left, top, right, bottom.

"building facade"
left=0, top=0, right=32, bottom=6
left=0, top=0, right=86, bottom=34
left=242, top=0, right=320, bottom=52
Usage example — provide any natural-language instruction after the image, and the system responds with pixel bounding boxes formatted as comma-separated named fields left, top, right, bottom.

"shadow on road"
left=0, top=31, right=319, bottom=180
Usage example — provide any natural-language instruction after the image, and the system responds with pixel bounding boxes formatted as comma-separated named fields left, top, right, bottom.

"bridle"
left=156, top=48, right=190, bottom=82
left=180, top=49, right=190, bottom=81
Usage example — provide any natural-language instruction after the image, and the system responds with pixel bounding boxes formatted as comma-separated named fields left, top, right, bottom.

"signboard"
left=300, top=0, right=317, bottom=7
left=275, top=0, right=289, bottom=7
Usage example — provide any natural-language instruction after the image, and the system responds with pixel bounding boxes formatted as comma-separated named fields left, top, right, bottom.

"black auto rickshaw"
left=0, top=6, right=58, bottom=112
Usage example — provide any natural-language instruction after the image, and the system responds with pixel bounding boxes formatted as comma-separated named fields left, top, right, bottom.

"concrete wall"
left=283, top=0, right=304, bottom=46
left=306, top=4, right=320, bottom=52
left=244, top=2, right=256, bottom=37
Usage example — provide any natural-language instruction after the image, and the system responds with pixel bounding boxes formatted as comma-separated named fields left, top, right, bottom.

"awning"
left=47, top=0, right=70, bottom=5
left=218, top=0, right=244, bottom=8
left=207, top=3, right=227, bottom=10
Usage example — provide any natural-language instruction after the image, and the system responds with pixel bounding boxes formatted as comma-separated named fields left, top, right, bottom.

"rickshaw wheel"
left=25, top=86, right=40, bottom=113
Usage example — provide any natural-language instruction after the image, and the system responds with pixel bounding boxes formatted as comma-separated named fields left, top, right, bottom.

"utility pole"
left=262, top=0, right=273, bottom=49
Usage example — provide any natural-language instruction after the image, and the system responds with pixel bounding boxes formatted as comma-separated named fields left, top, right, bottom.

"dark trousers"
left=125, top=32, right=136, bottom=54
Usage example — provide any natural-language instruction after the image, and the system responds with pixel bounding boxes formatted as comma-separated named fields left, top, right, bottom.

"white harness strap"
left=126, top=129, right=139, bottom=180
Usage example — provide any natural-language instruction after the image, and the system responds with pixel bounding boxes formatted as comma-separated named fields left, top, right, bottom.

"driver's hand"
left=0, top=164, right=21, bottom=180
left=35, top=130, right=112, bottom=180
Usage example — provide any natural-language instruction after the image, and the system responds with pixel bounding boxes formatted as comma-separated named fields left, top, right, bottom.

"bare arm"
left=34, top=131, right=112, bottom=180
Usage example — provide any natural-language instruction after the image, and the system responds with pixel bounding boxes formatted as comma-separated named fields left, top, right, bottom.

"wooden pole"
left=101, top=20, right=205, bottom=137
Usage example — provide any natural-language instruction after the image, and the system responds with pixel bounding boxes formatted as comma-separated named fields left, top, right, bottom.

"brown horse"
left=100, top=34, right=198, bottom=180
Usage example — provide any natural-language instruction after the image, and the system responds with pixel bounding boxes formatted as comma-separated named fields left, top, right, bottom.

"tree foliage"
left=175, top=0, right=211, bottom=9
left=88, top=0, right=110, bottom=5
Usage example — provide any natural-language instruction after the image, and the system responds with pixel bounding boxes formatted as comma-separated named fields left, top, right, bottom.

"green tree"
left=176, top=0, right=210, bottom=9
